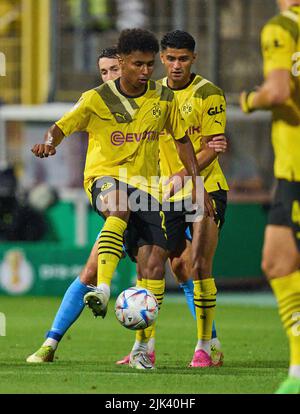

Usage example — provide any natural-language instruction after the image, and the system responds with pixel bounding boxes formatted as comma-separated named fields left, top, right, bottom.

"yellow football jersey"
left=159, top=74, right=229, bottom=202
left=56, top=79, right=186, bottom=202
left=261, top=5, right=300, bottom=181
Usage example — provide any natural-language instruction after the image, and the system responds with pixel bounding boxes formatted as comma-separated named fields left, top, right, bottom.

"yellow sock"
left=144, top=278, right=165, bottom=310
left=150, top=323, right=156, bottom=339
left=194, top=278, right=217, bottom=341
left=135, top=278, right=164, bottom=343
left=97, top=216, right=127, bottom=286
left=136, top=279, right=143, bottom=288
left=270, top=271, right=300, bottom=366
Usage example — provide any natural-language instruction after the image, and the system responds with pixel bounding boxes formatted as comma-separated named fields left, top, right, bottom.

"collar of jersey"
left=164, top=73, right=197, bottom=91
left=114, top=78, right=148, bottom=99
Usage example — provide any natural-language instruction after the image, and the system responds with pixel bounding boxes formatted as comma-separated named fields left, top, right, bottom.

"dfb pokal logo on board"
left=0, top=249, right=34, bottom=294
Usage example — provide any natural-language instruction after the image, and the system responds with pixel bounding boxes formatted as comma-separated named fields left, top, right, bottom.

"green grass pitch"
left=0, top=295, right=288, bottom=394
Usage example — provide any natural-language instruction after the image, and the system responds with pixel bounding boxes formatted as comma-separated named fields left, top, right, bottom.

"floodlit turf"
left=0, top=295, right=288, bottom=394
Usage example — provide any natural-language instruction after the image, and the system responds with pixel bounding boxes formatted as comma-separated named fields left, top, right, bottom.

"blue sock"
left=179, top=279, right=196, bottom=319
left=212, top=320, right=217, bottom=339
left=180, top=279, right=218, bottom=338
left=46, top=277, right=91, bottom=341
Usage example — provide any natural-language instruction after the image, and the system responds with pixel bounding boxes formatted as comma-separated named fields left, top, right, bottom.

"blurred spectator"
left=67, top=0, right=112, bottom=32
left=0, top=167, right=48, bottom=241
left=115, top=0, right=148, bottom=31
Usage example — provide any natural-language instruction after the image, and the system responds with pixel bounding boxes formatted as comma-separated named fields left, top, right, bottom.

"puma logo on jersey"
left=114, top=112, right=130, bottom=123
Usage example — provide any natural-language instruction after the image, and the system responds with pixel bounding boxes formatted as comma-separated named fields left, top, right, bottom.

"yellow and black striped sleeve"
left=261, top=14, right=298, bottom=75
left=56, top=90, right=94, bottom=136
left=199, top=85, right=226, bottom=136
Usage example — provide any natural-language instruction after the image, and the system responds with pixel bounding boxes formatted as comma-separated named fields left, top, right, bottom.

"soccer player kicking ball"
left=240, top=0, right=300, bottom=394
left=30, top=28, right=212, bottom=370
left=27, top=43, right=226, bottom=367
left=118, top=30, right=229, bottom=368
left=26, top=47, right=122, bottom=364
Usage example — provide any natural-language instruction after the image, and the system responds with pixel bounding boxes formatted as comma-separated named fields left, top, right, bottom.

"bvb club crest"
left=152, top=103, right=161, bottom=119
left=182, top=102, right=193, bottom=115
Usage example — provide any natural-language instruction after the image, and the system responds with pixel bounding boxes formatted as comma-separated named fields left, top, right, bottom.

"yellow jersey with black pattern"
left=261, top=5, right=300, bottom=181
left=159, top=74, right=229, bottom=202
left=56, top=79, right=186, bottom=202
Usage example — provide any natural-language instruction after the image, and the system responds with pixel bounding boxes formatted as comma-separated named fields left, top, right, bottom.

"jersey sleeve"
left=261, top=22, right=297, bottom=75
left=164, top=94, right=186, bottom=140
left=55, top=91, right=92, bottom=136
left=201, top=92, right=226, bottom=136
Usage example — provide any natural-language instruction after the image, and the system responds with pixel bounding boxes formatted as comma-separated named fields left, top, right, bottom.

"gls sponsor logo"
left=111, top=131, right=160, bottom=146
left=208, top=105, right=225, bottom=116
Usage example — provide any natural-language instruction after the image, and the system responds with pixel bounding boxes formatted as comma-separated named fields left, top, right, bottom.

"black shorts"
left=268, top=179, right=300, bottom=251
left=163, top=189, right=228, bottom=252
left=91, top=177, right=168, bottom=258
left=125, top=190, right=227, bottom=259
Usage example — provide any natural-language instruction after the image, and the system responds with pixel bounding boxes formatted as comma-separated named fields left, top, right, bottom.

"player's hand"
left=191, top=186, right=215, bottom=219
left=203, top=189, right=215, bottom=218
left=31, top=144, right=56, bottom=158
left=207, top=135, right=227, bottom=153
left=162, top=169, right=185, bottom=201
left=240, top=91, right=255, bottom=114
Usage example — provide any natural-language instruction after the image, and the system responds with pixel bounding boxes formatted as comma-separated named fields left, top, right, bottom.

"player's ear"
left=192, top=53, right=196, bottom=64
left=159, top=52, right=165, bottom=64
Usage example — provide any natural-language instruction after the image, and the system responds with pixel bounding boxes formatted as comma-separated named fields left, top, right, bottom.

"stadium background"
left=0, top=0, right=276, bottom=297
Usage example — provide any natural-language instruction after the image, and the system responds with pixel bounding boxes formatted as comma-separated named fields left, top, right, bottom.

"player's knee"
left=261, top=255, right=273, bottom=279
left=261, top=255, right=295, bottom=279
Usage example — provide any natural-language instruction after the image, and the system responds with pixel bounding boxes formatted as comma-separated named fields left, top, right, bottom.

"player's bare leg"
left=26, top=242, right=98, bottom=363
left=187, top=216, right=223, bottom=367
left=262, top=225, right=300, bottom=393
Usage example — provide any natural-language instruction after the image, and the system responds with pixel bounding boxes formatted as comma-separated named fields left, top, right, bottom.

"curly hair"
left=117, top=28, right=159, bottom=55
left=160, top=30, right=195, bottom=52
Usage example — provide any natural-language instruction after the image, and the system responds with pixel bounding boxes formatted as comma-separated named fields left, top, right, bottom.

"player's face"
left=160, top=48, right=196, bottom=88
left=277, top=0, right=295, bottom=10
left=98, top=57, right=121, bottom=82
left=119, top=51, right=156, bottom=93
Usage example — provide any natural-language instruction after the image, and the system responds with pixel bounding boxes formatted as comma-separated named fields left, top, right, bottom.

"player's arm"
left=31, top=124, right=64, bottom=158
left=164, top=94, right=201, bottom=200
left=240, top=21, right=295, bottom=113
left=197, top=134, right=227, bottom=170
left=31, top=92, right=91, bottom=158
left=175, top=133, right=200, bottom=186
left=172, top=135, right=215, bottom=218
left=166, top=134, right=227, bottom=183
left=240, top=69, right=291, bottom=112
left=195, top=90, right=227, bottom=170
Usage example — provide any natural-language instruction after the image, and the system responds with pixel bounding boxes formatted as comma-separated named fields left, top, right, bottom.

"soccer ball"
left=115, top=287, right=159, bottom=330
